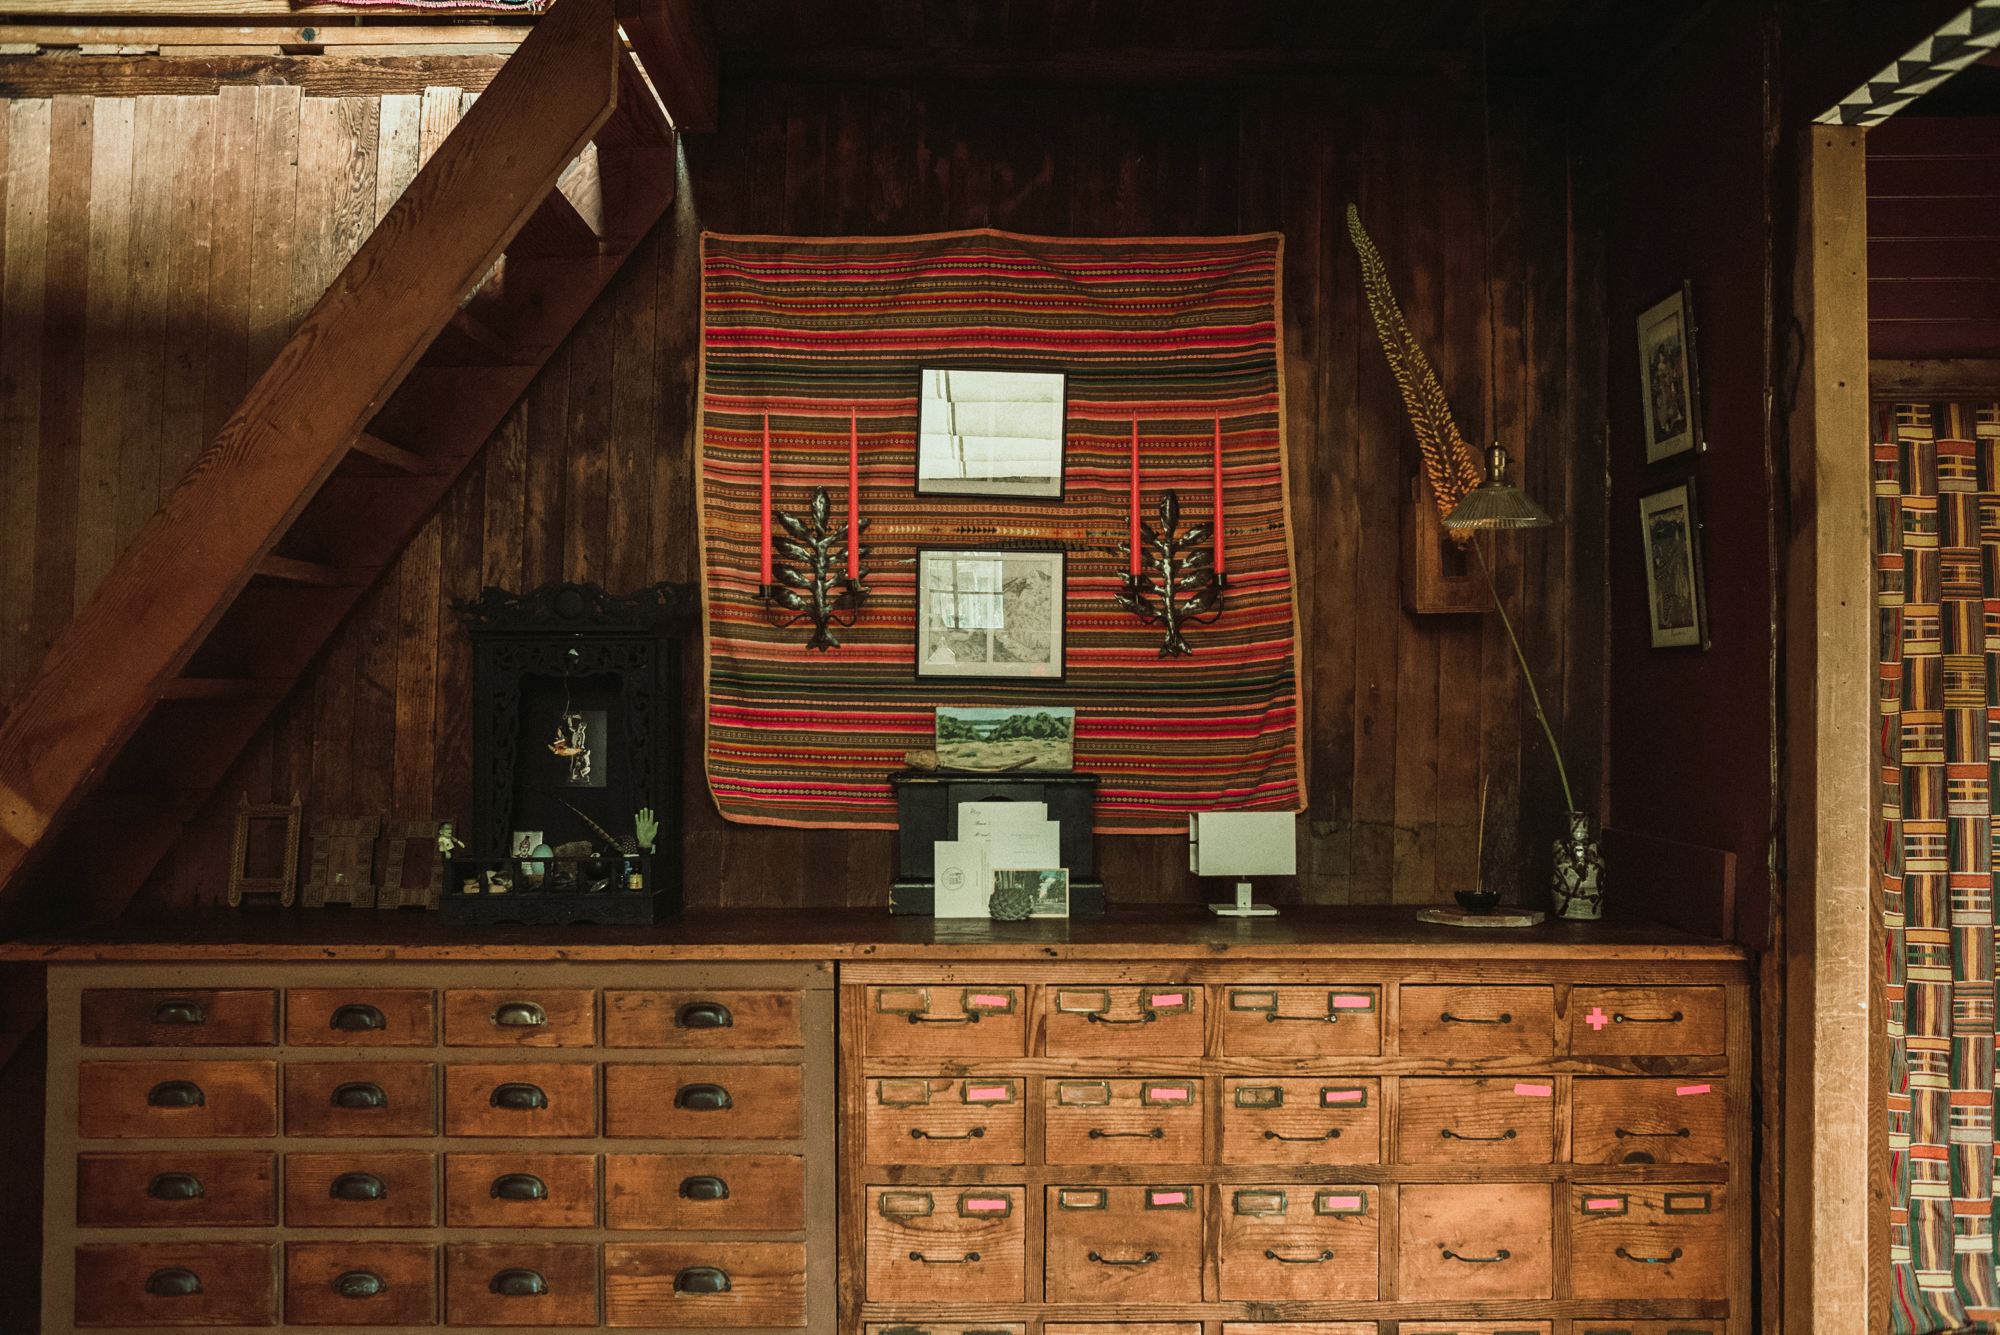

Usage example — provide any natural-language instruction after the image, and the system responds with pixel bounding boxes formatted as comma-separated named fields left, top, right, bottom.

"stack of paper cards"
left=934, top=801, right=1067, bottom=918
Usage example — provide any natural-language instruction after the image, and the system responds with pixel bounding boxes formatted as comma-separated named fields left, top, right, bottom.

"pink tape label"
left=969, top=994, right=1010, bottom=1007
left=1147, top=1087, right=1190, bottom=1101
left=1332, top=995, right=1373, bottom=1009
left=1514, top=1083, right=1553, bottom=1097
left=1677, top=1084, right=1713, bottom=1096
left=1150, top=1191, right=1187, bottom=1206
left=1321, top=1195, right=1362, bottom=1210
left=1585, top=1197, right=1623, bottom=1211
left=964, top=1198, right=1008, bottom=1212
left=1322, top=1089, right=1364, bottom=1104
left=1150, top=993, right=1185, bottom=1008
left=966, top=1086, right=1010, bottom=1102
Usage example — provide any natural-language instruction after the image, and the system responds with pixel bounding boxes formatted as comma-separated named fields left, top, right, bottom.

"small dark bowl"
left=1454, top=890, right=1500, bottom=914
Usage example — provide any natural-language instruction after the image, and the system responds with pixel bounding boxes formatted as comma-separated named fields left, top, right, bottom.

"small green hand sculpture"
left=634, top=808, right=658, bottom=853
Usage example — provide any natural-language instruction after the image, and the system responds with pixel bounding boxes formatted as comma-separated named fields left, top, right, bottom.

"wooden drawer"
left=1217, top=985, right=1381, bottom=1057
left=1399, top=986, right=1558, bottom=1059
left=75, top=1241, right=274, bottom=1327
left=78, top=1060, right=277, bottom=1139
left=866, top=1185, right=1025, bottom=1302
left=605, top=989, right=803, bottom=1048
left=1046, top=984, right=1204, bottom=1057
left=868, top=1076, right=1026, bottom=1165
left=1223, top=1326, right=1378, bottom=1335
left=1397, top=1183, right=1552, bottom=1301
left=1402, top=1326, right=1552, bottom=1335
left=443, top=989, right=596, bottom=1048
left=283, top=1061, right=436, bottom=1137
left=864, top=983, right=1025, bottom=1058
left=82, top=989, right=275, bottom=1047
left=284, top=1151, right=436, bottom=1228
left=77, top=1151, right=275, bottom=1228
left=1573, top=1324, right=1725, bottom=1335
left=604, top=1241, right=807, bottom=1327
left=1573, top=1078, right=1728, bottom=1164
left=1568, top=1184, right=1728, bottom=1300
left=444, top=1242, right=596, bottom=1327
left=1217, top=1184, right=1377, bottom=1300
left=604, top=1062, right=802, bottom=1139
left=605, top=1153, right=804, bottom=1230
left=285, top=988, right=435, bottom=1047
left=1397, top=1077, right=1558, bottom=1163
left=867, top=1327, right=1026, bottom=1335
left=1570, top=987, right=1726, bottom=1056
left=444, top=1152, right=596, bottom=1228
left=1044, top=1184, right=1203, bottom=1303
left=1050, top=1327, right=1202, bottom=1335
left=284, top=1241, right=436, bottom=1325
left=1220, top=1078, right=1379, bottom=1164
left=442, top=1062, right=596, bottom=1137
left=1045, top=1078, right=1203, bottom=1164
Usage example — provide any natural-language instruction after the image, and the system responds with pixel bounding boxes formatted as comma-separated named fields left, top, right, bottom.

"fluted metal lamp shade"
left=1444, top=443, right=1553, bottom=531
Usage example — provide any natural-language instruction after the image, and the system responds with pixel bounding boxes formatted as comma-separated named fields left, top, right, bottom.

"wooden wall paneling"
left=431, top=449, right=483, bottom=820
left=782, top=81, right=826, bottom=234
left=158, top=96, right=217, bottom=501
left=373, top=93, right=421, bottom=218
left=479, top=401, right=529, bottom=592
left=30, top=95, right=90, bottom=669
left=1, top=100, right=50, bottom=710
left=826, top=87, right=868, bottom=235
left=245, top=83, right=299, bottom=380
left=652, top=142, right=700, bottom=589
left=201, top=86, right=255, bottom=482
left=606, top=225, right=661, bottom=596
left=520, top=342, right=571, bottom=590
left=116, top=96, right=172, bottom=558
left=393, top=515, right=441, bottom=815
left=563, top=260, right=616, bottom=586
left=76, top=95, right=135, bottom=609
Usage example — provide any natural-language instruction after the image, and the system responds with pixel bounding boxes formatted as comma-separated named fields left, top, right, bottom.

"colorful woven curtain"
left=1879, top=399, right=2000, bottom=1332
left=695, top=229, right=1304, bottom=832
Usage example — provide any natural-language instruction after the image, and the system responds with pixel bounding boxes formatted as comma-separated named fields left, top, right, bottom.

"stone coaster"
left=1416, top=907, right=1548, bottom=929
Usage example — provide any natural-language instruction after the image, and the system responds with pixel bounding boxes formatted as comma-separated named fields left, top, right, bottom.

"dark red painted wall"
left=1867, top=116, right=2000, bottom=360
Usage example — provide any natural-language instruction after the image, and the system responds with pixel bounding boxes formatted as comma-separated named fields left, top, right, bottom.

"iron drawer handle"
left=146, top=1172, right=204, bottom=1201
left=151, top=1000, right=206, bottom=1026
left=908, top=1013, right=980, bottom=1024
left=490, top=1082, right=548, bottom=1111
left=1615, top=1127, right=1691, bottom=1139
left=144, top=1268, right=203, bottom=1296
left=677, top=1002, right=733, bottom=1029
left=1088, top=1250, right=1159, bottom=1265
left=1617, top=1246, right=1685, bottom=1264
left=492, top=1001, right=547, bottom=1027
left=911, top=1127, right=984, bottom=1140
left=333, top=1270, right=386, bottom=1298
left=491, top=1173, right=547, bottom=1201
left=330, top=1003, right=386, bottom=1032
left=1440, top=1012, right=1511, bottom=1024
left=679, top=1175, right=730, bottom=1201
left=1441, top=1248, right=1511, bottom=1262
left=330, top=1172, right=386, bottom=1201
left=1089, top=1127, right=1164, bottom=1139
left=1086, top=1011, right=1157, bottom=1025
left=1441, top=1128, right=1516, bottom=1141
left=1264, top=1013, right=1338, bottom=1023
left=1615, top=1011, right=1685, bottom=1023
left=490, top=1268, right=547, bottom=1296
left=675, top=1266, right=732, bottom=1293
left=909, top=1251, right=980, bottom=1264
left=1264, top=1128, right=1341, bottom=1141
left=1264, top=1249, right=1334, bottom=1263
left=331, top=1081, right=387, bottom=1110
left=147, top=1080, right=204, bottom=1108
left=675, top=1083, right=733, bottom=1111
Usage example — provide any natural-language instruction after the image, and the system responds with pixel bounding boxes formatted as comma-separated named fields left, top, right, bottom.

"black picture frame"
left=914, top=546, right=1068, bottom=681
left=1637, top=281, right=1703, bottom=463
left=1639, top=477, right=1710, bottom=650
left=913, top=366, right=1069, bottom=501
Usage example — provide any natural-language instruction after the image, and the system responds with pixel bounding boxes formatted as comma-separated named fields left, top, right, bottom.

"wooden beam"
left=1868, top=356, right=2000, bottom=399
left=0, top=0, right=622, bottom=905
left=0, top=53, right=508, bottom=98
left=726, top=45, right=1470, bottom=88
left=0, top=0, right=517, bottom=13
left=347, top=430, right=436, bottom=476
left=157, top=678, right=295, bottom=700
left=0, top=24, right=534, bottom=46
left=616, top=0, right=717, bottom=132
left=253, top=555, right=376, bottom=587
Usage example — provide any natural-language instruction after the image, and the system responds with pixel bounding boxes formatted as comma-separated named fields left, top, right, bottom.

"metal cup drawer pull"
left=1087, top=1250, right=1160, bottom=1265
left=330, top=1003, right=386, bottom=1032
left=491, top=1001, right=548, bottom=1027
left=146, top=1172, right=204, bottom=1201
left=1264, top=1249, right=1335, bottom=1264
left=151, top=999, right=206, bottom=1026
left=1441, top=1011, right=1511, bottom=1024
left=330, top=1172, right=387, bottom=1201
left=1614, top=1011, right=1685, bottom=1024
left=144, top=1267, right=203, bottom=1296
left=489, top=1268, right=547, bottom=1296
left=1089, top=1126, right=1164, bottom=1139
left=908, top=1251, right=981, bottom=1264
left=675, top=1266, right=732, bottom=1293
left=491, top=1173, right=548, bottom=1200
left=1441, top=1126, right=1516, bottom=1142
left=1614, top=1126, right=1691, bottom=1139
left=1616, top=1246, right=1686, bottom=1264
left=675, top=1082, right=733, bottom=1111
left=1440, top=1247, right=1512, bottom=1262
left=676, top=1001, right=733, bottom=1029
left=911, top=1125, right=985, bottom=1140
left=331, top=1081, right=388, bottom=1110
left=333, top=1270, right=386, bottom=1299
left=490, top=1082, right=548, bottom=1111
left=147, top=1080, right=205, bottom=1108
left=679, top=1175, right=730, bottom=1201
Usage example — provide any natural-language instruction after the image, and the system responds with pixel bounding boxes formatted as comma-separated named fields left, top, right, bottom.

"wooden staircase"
left=0, top=0, right=705, bottom=932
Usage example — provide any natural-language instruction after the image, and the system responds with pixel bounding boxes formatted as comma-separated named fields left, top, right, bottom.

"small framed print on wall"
left=1637, top=283, right=1702, bottom=463
left=915, top=367, right=1067, bottom=499
left=1639, top=479, right=1710, bottom=650
left=916, top=547, right=1066, bottom=680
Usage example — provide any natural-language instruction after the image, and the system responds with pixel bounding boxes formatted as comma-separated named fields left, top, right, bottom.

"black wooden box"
left=888, top=769, right=1103, bottom=915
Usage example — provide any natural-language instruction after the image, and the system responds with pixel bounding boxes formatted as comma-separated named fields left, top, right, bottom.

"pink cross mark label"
left=1147, top=1087, right=1190, bottom=1101
left=964, top=1199, right=1008, bottom=1213
left=1323, top=1089, right=1364, bottom=1104
left=966, top=1086, right=1011, bottom=1102
left=1149, top=1191, right=1187, bottom=1206
left=1676, top=1084, right=1713, bottom=1097
left=1332, top=994, right=1374, bottom=1009
left=1513, top=1083, right=1552, bottom=1097
left=1150, top=993, right=1185, bottom=1008
left=1586, top=1007, right=1609, bottom=1030
left=969, top=994, right=1011, bottom=1008
left=1585, top=1197, right=1623, bottom=1211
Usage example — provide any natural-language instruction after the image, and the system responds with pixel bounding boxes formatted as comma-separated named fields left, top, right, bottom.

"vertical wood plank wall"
left=1, top=74, right=1601, bottom=911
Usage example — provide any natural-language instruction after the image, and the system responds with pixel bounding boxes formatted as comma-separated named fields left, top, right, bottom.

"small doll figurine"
left=436, top=822, right=466, bottom=858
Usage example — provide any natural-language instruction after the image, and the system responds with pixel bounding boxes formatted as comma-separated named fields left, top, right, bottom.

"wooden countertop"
left=0, top=905, right=1748, bottom=962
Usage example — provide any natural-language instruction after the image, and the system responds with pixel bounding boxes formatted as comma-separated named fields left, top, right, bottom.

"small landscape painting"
left=934, top=705, right=1075, bottom=772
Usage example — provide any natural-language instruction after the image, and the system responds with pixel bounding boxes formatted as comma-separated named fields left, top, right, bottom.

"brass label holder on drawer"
left=1234, top=1085, right=1282, bottom=1108
left=876, top=1079, right=934, bottom=1107
left=961, top=1079, right=1017, bottom=1105
left=1144, top=1187, right=1195, bottom=1210
left=1056, top=1081, right=1111, bottom=1106
left=1233, top=1189, right=1287, bottom=1216
left=957, top=1192, right=1012, bottom=1217
left=1313, top=1190, right=1366, bottom=1216
left=1056, top=1188, right=1106, bottom=1210
left=879, top=1191, right=935, bottom=1218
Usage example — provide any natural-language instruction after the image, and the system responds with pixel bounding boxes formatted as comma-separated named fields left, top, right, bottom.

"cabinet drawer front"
left=1220, top=1078, right=1380, bottom=1165
left=1399, top=1325, right=1552, bottom=1334
left=283, top=1062, right=436, bottom=1138
left=78, top=1151, right=275, bottom=1228
left=1573, top=1078, right=1729, bottom=1164
left=1399, top=986, right=1558, bottom=1058
left=605, top=1153, right=804, bottom=1230
left=1045, top=1078, right=1203, bottom=1164
left=604, top=1063, right=802, bottom=1140
left=868, top=1077, right=1026, bottom=1165
left=1574, top=1325, right=1726, bottom=1335
left=1396, top=1077, right=1558, bottom=1164
left=286, top=989, right=435, bottom=1047
left=284, top=1241, right=436, bottom=1326
left=1044, top=1184, right=1204, bottom=1304
left=605, top=990, right=803, bottom=1049
left=865, top=1185, right=1025, bottom=1303
left=864, top=984, right=1026, bottom=1058
left=1397, top=1183, right=1552, bottom=1301
left=283, top=1152, right=436, bottom=1228
left=1218, top=986, right=1381, bottom=1057
left=1223, top=1325, right=1379, bottom=1335
left=1049, top=1327, right=1202, bottom=1335
left=443, top=989, right=596, bottom=1048
left=442, top=1063, right=597, bottom=1138
left=444, top=1243, right=596, bottom=1327
left=82, top=989, right=275, bottom=1048
left=75, top=1241, right=274, bottom=1327
left=1568, top=1184, right=1728, bottom=1300
left=1216, top=1184, right=1377, bottom=1300
left=868, top=1326, right=1026, bottom=1335
left=1046, top=985, right=1204, bottom=1057
left=78, top=1061, right=277, bottom=1139
left=604, top=1241, right=806, bottom=1328
left=1570, top=987, right=1726, bottom=1056
left=444, top=1152, right=597, bottom=1228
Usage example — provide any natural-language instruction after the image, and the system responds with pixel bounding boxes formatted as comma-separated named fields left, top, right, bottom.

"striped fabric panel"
left=696, top=230, right=1303, bottom=832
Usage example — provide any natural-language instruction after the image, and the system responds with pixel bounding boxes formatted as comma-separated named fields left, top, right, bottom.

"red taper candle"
left=1212, top=415, right=1225, bottom=578
left=1129, top=418, right=1141, bottom=577
left=848, top=407, right=861, bottom=578
left=759, top=413, right=773, bottom=587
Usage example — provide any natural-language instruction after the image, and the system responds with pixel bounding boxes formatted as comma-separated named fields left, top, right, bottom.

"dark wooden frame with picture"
left=1639, top=477, right=1710, bottom=650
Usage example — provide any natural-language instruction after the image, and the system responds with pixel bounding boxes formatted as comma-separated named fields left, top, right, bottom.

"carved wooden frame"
left=301, top=815, right=383, bottom=909
left=227, top=792, right=301, bottom=907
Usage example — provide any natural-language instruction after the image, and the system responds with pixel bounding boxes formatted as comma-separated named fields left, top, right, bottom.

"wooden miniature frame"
left=227, top=792, right=301, bottom=907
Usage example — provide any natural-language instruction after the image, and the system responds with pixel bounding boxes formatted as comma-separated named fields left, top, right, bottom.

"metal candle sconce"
left=762, top=486, right=871, bottom=652
left=1117, top=490, right=1225, bottom=658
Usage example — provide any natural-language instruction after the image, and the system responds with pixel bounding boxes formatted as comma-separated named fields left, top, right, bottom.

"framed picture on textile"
left=1639, top=479, right=1709, bottom=650
left=915, top=367, right=1067, bottom=499
left=916, top=547, right=1066, bottom=680
left=1636, top=283, right=1703, bottom=463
